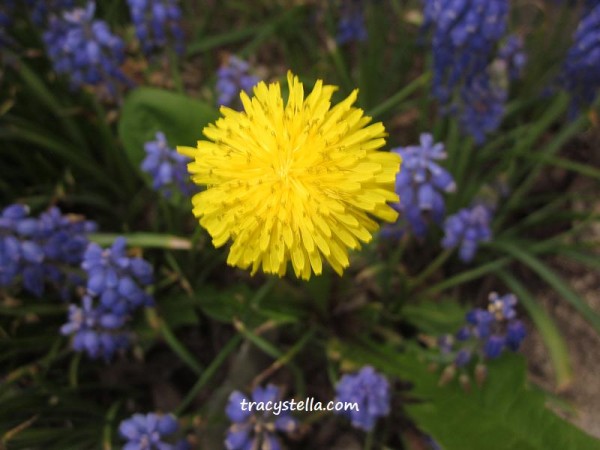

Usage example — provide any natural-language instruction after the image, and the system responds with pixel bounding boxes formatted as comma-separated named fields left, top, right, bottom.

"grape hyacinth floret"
left=27, top=0, right=75, bottom=26
left=0, top=204, right=96, bottom=298
left=0, top=1, right=16, bottom=49
left=387, top=133, right=456, bottom=237
left=336, top=0, right=368, bottom=44
left=42, top=2, right=131, bottom=98
left=334, top=366, right=391, bottom=431
left=215, top=56, right=260, bottom=108
left=82, top=237, right=153, bottom=312
left=225, top=384, right=298, bottom=450
left=141, top=131, right=195, bottom=197
left=119, top=412, right=189, bottom=450
left=560, top=3, right=600, bottom=111
left=61, top=237, right=154, bottom=359
left=60, top=295, right=130, bottom=360
left=497, top=34, right=527, bottom=81
left=458, top=75, right=507, bottom=145
left=127, top=0, right=185, bottom=56
left=441, top=203, right=493, bottom=262
left=438, top=292, right=527, bottom=371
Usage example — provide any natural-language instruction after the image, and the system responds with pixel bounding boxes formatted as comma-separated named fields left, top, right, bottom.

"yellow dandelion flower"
left=178, top=72, right=401, bottom=280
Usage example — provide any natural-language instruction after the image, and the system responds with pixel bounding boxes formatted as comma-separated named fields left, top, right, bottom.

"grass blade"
left=497, top=269, right=572, bottom=390
left=492, top=241, right=600, bottom=334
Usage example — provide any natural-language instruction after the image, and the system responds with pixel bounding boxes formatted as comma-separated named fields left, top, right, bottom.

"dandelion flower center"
left=178, top=72, right=401, bottom=280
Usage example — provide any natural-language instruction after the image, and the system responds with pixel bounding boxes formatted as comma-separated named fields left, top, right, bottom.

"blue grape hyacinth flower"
left=225, top=384, right=298, bottom=450
left=0, top=0, right=16, bottom=49
left=458, top=75, right=507, bottom=145
left=441, top=203, right=493, bottom=262
left=119, top=413, right=189, bottom=450
left=560, top=3, right=600, bottom=111
left=424, top=0, right=509, bottom=105
left=439, top=292, right=527, bottom=370
left=60, top=295, right=130, bottom=360
left=82, top=237, right=154, bottom=313
left=216, top=56, right=260, bottom=108
left=42, top=2, right=132, bottom=98
left=388, top=133, right=456, bottom=237
left=423, top=0, right=511, bottom=144
left=61, top=237, right=154, bottom=360
left=27, top=0, right=75, bottom=26
left=127, top=0, right=185, bottom=56
left=0, top=204, right=96, bottom=298
left=497, top=34, right=527, bottom=81
left=335, top=366, right=391, bottom=431
left=141, top=131, right=195, bottom=197
left=337, top=0, right=368, bottom=44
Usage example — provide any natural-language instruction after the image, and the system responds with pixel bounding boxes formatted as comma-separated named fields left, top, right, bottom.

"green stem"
left=364, top=430, right=374, bottom=450
left=410, top=249, right=452, bottom=288
left=367, top=72, right=431, bottom=119
left=168, top=50, right=185, bottom=94
left=250, top=277, right=279, bottom=307
left=102, top=401, right=122, bottom=450
left=89, top=96, right=137, bottom=196
left=494, top=102, right=585, bottom=231
left=329, top=46, right=354, bottom=94
left=147, top=309, right=203, bottom=375
left=15, top=59, right=88, bottom=150
left=422, top=256, right=512, bottom=296
left=175, top=335, right=242, bottom=415
left=384, top=238, right=406, bottom=298
left=88, top=232, right=191, bottom=249
left=68, top=352, right=82, bottom=388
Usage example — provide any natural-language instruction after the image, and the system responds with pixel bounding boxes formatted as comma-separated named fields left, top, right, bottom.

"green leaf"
left=406, top=355, right=600, bottom=450
left=158, top=295, right=199, bottom=329
left=402, top=299, right=467, bottom=335
left=196, top=284, right=253, bottom=324
left=118, top=87, right=219, bottom=170
left=197, top=281, right=305, bottom=326
left=337, top=340, right=600, bottom=450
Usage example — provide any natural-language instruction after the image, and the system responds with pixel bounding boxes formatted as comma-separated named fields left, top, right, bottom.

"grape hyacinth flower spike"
left=61, top=237, right=154, bottom=360
left=386, top=133, right=456, bottom=238
left=225, top=384, right=298, bottom=450
left=437, top=292, right=527, bottom=385
left=141, top=131, right=196, bottom=198
left=127, top=0, right=185, bottom=56
left=334, top=366, right=391, bottom=431
left=119, top=412, right=189, bottom=450
left=42, top=2, right=132, bottom=98
left=336, top=0, right=368, bottom=45
left=560, top=3, right=600, bottom=112
left=441, top=203, right=493, bottom=262
left=215, top=56, right=260, bottom=109
left=0, top=204, right=96, bottom=298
